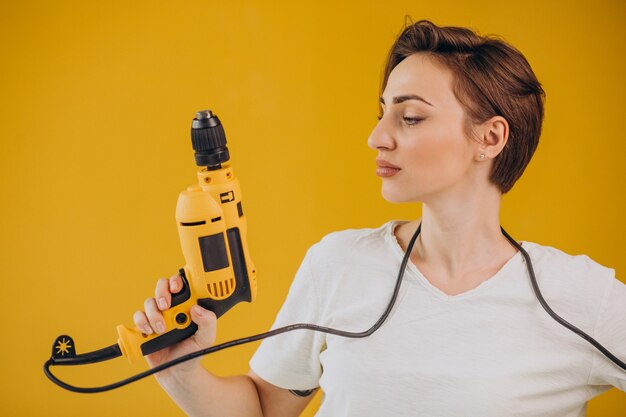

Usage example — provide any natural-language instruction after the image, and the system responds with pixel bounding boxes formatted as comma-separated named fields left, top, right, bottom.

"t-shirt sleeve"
left=587, top=275, right=626, bottom=391
left=249, top=244, right=326, bottom=391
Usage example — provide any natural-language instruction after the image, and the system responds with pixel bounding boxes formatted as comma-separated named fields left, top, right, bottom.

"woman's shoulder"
left=522, top=240, right=614, bottom=277
left=521, top=240, right=617, bottom=303
left=316, top=220, right=394, bottom=246
left=305, top=220, right=397, bottom=265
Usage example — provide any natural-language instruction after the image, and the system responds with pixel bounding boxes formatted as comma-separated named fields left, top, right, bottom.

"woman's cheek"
left=414, top=132, right=466, bottom=183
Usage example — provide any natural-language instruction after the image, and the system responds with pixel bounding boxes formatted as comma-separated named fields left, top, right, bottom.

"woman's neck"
left=411, top=189, right=515, bottom=281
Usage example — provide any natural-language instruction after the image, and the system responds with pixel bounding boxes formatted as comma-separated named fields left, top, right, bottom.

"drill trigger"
left=171, top=269, right=192, bottom=308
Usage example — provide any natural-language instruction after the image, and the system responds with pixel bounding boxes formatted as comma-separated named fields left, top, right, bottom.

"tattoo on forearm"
left=289, top=388, right=317, bottom=397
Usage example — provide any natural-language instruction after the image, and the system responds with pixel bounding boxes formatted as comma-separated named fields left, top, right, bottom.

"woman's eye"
left=403, top=116, right=423, bottom=126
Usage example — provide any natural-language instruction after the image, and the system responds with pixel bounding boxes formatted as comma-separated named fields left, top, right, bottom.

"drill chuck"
left=191, top=110, right=230, bottom=169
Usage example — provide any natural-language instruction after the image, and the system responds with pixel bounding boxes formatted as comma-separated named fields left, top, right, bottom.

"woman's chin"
left=381, top=187, right=419, bottom=204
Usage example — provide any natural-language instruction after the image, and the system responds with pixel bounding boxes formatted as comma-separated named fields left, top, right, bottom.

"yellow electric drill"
left=45, top=109, right=257, bottom=379
left=116, top=109, right=257, bottom=362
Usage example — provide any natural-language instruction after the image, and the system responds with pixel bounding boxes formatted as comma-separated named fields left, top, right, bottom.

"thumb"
left=190, top=305, right=217, bottom=348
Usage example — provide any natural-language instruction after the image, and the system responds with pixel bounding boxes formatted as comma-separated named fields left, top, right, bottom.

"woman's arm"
left=156, top=366, right=262, bottom=417
left=134, top=273, right=315, bottom=417
left=153, top=367, right=315, bottom=417
left=248, top=370, right=317, bottom=417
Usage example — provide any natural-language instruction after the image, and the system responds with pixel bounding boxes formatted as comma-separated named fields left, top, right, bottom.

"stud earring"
left=479, top=154, right=485, bottom=159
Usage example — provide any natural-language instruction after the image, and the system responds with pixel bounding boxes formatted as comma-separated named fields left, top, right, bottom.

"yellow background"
left=1, top=0, right=624, bottom=415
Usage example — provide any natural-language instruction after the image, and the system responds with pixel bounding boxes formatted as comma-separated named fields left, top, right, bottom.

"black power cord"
left=44, top=222, right=625, bottom=393
left=500, top=227, right=626, bottom=371
left=44, top=222, right=422, bottom=393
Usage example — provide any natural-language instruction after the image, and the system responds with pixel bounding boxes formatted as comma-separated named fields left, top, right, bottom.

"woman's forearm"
left=157, top=366, right=264, bottom=417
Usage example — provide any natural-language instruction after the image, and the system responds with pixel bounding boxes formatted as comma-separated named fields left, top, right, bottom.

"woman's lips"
left=375, top=158, right=401, bottom=177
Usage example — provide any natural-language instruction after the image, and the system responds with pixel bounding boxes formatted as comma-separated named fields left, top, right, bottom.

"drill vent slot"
left=181, top=221, right=206, bottom=226
left=207, top=278, right=236, bottom=298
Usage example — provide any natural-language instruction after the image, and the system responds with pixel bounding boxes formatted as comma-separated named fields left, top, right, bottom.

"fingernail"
left=170, top=281, right=179, bottom=292
left=158, top=297, right=168, bottom=310
left=156, top=322, right=166, bottom=334
left=143, top=325, right=153, bottom=335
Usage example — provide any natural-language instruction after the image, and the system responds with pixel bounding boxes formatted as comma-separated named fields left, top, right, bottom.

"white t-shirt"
left=249, top=220, right=626, bottom=416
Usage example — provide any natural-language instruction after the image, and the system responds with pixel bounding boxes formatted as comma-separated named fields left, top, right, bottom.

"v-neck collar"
left=385, top=220, right=526, bottom=301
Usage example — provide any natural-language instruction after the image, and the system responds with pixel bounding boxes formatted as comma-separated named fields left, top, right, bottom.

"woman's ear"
left=476, top=116, right=509, bottom=160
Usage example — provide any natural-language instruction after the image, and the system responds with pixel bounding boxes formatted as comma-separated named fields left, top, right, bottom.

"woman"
left=134, top=20, right=625, bottom=416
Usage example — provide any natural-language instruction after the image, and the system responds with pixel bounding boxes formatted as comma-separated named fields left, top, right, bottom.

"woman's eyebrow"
left=379, top=94, right=434, bottom=107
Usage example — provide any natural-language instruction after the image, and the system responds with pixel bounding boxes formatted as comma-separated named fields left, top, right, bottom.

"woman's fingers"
left=135, top=273, right=196, bottom=337
left=169, top=273, right=183, bottom=294
left=133, top=274, right=187, bottom=338
left=133, top=310, right=154, bottom=335
left=144, top=297, right=166, bottom=334
left=155, top=278, right=171, bottom=311
left=135, top=303, right=217, bottom=349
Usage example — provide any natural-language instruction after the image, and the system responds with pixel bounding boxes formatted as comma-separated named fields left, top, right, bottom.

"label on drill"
left=219, top=190, right=235, bottom=203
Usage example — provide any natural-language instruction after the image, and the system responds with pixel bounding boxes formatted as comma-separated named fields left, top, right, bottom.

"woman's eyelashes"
left=377, top=103, right=425, bottom=126
left=402, top=116, right=424, bottom=126
left=377, top=113, right=424, bottom=127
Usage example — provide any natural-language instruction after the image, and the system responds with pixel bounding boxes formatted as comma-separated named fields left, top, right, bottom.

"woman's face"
left=368, top=53, right=479, bottom=204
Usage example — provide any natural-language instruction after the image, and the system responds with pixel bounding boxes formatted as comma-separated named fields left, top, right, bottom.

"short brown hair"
left=382, top=19, right=545, bottom=194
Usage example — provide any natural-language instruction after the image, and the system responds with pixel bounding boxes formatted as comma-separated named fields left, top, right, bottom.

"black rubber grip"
left=199, top=233, right=230, bottom=272
left=140, top=322, right=199, bottom=356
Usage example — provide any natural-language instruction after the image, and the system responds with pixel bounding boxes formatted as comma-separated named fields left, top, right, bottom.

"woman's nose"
left=367, top=115, right=396, bottom=151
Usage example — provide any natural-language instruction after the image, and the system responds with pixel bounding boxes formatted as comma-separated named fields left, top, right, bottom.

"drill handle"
left=140, top=323, right=199, bottom=357
left=116, top=270, right=196, bottom=363
left=138, top=270, right=198, bottom=356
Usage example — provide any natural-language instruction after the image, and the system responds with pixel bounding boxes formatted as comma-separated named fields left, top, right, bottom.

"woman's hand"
left=133, top=273, right=217, bottom=377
